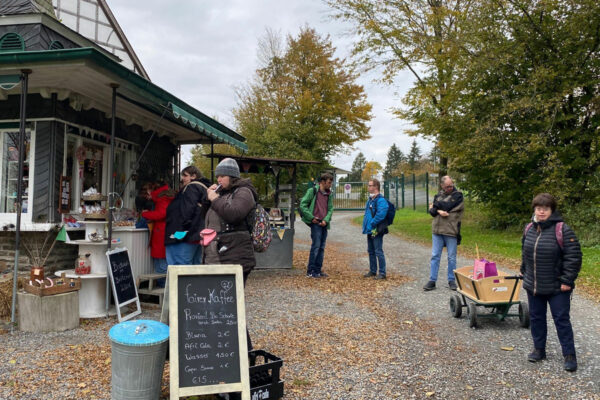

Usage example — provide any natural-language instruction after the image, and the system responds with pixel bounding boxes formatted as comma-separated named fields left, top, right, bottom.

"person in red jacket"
left=141, top=181, right=175, bottom=287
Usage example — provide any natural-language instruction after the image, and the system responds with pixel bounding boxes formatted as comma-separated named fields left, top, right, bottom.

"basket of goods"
left=82, top=194, right=107, bottom=202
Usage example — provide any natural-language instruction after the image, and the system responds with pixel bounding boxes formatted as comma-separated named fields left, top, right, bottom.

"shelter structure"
left=0, top=1, right=248, bottom=323
left=0, top=0, right=247, bottom=231
left=206, top=153, right=320, bottom=269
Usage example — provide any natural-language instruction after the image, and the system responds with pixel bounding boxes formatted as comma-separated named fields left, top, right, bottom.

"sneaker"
left=374, top=274, right=386, bottom=280
left=363, top=272, right=376, bottom=278
left=528, top=348, right=547, bottom=362
left=318, top=272, right=329, bottom=278
left=306, top=273, right=314, bottom=278
left=423, top=280, right=436, bottom=291
left=448, top=280, right=457, bottom=291
left=564, top=354, right=577, bottom=372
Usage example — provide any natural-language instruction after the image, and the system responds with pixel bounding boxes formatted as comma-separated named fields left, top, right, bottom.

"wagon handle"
left=503, top=275, right=522, bottom=304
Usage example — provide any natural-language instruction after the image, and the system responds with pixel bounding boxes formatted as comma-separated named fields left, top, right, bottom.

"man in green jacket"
left=299, top=172, right=334, bottom=278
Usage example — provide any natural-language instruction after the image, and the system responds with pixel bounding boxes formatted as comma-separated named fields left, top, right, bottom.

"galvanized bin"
left=109, top=319, right=169, bottom=400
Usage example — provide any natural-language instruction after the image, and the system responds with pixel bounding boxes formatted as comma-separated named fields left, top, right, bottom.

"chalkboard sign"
left=169, top=265, right=250, bottom=399
left=58, top=176, right=71, bottom=213
left=106, top=247, right=141, bottom=322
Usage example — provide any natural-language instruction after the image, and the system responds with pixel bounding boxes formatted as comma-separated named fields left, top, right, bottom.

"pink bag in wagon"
left=473, top=259, right=498, bottom=280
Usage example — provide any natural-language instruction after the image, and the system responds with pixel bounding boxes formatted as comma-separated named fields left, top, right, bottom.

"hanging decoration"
left=241, top=162, right=251, bottom=173
left=75, top=145, right=86, bottom=179
left=277, top=228, right=286, bottom=240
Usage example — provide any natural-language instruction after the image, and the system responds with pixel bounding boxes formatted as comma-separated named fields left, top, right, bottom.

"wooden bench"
left=136, top=273, right=166, bottom=306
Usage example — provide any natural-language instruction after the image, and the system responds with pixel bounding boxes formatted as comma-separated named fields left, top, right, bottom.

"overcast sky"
left=108, top=0, right=433, bottom=171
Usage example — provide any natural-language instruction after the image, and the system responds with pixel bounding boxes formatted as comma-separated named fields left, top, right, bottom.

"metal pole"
left=425, top=172, right=429, bottom=213
left=10, top=70, right=30, bottom=331
left=106, top=84, right=118, bottom=313
left=401, top=173, right=405, bottom=209
left=210, top=139, right=214, bottom=182
left=291, top=164, right=297, bottom=230
left=395, top=176, right=399, bottom=209
left=412, top=173, right=416, bottom=210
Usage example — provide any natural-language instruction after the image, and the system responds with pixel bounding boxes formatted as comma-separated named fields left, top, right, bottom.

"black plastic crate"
left=229, top=350, right=284, bottom=400
left=249, top=350, right=283, bottom=400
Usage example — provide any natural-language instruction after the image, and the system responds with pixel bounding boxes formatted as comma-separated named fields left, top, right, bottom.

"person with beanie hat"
left=206, top=157, right=258, bottom=351
left=214, top=157, right=240, bottom=178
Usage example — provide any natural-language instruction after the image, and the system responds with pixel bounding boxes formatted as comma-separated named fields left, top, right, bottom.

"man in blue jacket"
left=362, top=179, right=388, bottom=279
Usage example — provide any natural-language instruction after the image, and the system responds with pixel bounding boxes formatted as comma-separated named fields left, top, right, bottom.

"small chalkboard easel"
left=106, top=247, right=141, bottom=322
left=168, top=264, right=250, bottom=400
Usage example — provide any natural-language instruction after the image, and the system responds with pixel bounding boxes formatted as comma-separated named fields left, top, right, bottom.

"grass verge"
left=353, top=203, right=600, bottom=301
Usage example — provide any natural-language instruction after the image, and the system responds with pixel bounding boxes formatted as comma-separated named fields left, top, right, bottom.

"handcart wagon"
left=449, top=266, right=530, bottom=329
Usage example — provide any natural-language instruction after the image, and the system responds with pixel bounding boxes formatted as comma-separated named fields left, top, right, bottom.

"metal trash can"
left=109, top=319, right=169, bottom=400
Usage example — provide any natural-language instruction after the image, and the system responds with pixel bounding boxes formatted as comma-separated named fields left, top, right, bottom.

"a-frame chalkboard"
left=168, top=264, right=250, bottom=400
left=106, top=247, right=141, bottom=322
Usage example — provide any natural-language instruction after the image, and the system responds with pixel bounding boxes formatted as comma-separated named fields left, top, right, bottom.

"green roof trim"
left=168, top=102, right=247, bottom=150
left=0, top=47, right=247, bottom=151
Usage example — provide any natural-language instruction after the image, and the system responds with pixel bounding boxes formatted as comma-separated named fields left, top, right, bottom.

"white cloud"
left=108, top=0, right=433, bottom=171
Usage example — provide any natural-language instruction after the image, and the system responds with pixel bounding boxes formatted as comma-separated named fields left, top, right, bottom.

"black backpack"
left=370, top=196, right=396, bottom=234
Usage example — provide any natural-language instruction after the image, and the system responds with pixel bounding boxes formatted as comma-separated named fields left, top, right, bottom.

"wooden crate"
left=23, top=276, right=81, bottom=297
left=454, top=266, right=521, bottom=304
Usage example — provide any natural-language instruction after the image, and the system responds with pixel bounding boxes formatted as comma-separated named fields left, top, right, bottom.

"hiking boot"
left=423, top=280, right=436, bottom=291
left=448, top=280, right=457, bottom=291
left=564, top=354, right=577, bottom=372
left=374, top=274, right=386, bottom=280
left=528, top=348, right=547, bottom=362
left=363, top=272, right=376, bottom=278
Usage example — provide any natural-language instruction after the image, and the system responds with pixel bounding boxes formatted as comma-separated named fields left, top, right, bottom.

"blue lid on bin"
left=109, top=320, right=169, bottom=346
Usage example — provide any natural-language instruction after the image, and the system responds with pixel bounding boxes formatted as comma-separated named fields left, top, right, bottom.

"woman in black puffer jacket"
left=521, top=193, right=582, bottom=372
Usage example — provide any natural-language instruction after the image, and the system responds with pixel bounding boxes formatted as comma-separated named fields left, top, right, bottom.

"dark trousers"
left=527, top=289, right=576, bottom=356
left=307, top=223, right=328, bottom=275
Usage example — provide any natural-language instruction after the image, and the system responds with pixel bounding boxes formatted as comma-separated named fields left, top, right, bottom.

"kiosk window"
left=0, top=131, right=31, bottom=213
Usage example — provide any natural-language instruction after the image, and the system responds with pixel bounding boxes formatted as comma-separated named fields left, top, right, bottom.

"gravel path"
left=263, top=211, right=600, bottom=400
left=1, top=211, right=599, bottom=399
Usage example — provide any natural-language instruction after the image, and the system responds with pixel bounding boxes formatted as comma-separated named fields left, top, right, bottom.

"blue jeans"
left=307, top=224, right=328, bottom=275
left=367, top=234, right=386, bottom=276
left=153, top=257, right=168, bottom=287
left=527, top=290, right=576, bottom=356
left=429, top=234, right=457, bottom=282
left=165, top=242, right=202, bottom=266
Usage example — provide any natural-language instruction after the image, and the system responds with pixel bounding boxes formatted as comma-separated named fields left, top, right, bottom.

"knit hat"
left=215, top=158, right=240, bottom=178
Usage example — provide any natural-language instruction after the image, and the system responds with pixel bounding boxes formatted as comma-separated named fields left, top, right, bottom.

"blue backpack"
left=370, top=196, right=396, bottom=234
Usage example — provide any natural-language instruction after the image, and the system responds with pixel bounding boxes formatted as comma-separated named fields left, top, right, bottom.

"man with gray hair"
left=423, top=176, right=464, bottom=291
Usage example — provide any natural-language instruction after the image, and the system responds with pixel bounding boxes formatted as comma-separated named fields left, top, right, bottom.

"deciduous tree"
left=233, top=27, right=372, bottom=165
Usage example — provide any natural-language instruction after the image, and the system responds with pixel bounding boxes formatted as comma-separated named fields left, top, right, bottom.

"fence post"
left=425, top=172, right=429, bottom=213
left=401, top=173, right=405, bottom=208
left=394, top=175, right=399, bottom=209
left=412, top=173, right=416, bottom=210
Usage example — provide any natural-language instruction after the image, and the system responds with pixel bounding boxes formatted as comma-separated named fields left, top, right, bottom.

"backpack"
left=224, top=187, right=272, bottom=252
left=370, top=196, right=396, bottom=234
left=246, top=203, right=272, bottom=252
left=523, top=222, right=564, bottom=249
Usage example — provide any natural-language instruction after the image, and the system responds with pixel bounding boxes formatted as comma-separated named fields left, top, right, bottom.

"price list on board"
left=177, top=275, right=241, bottom=388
